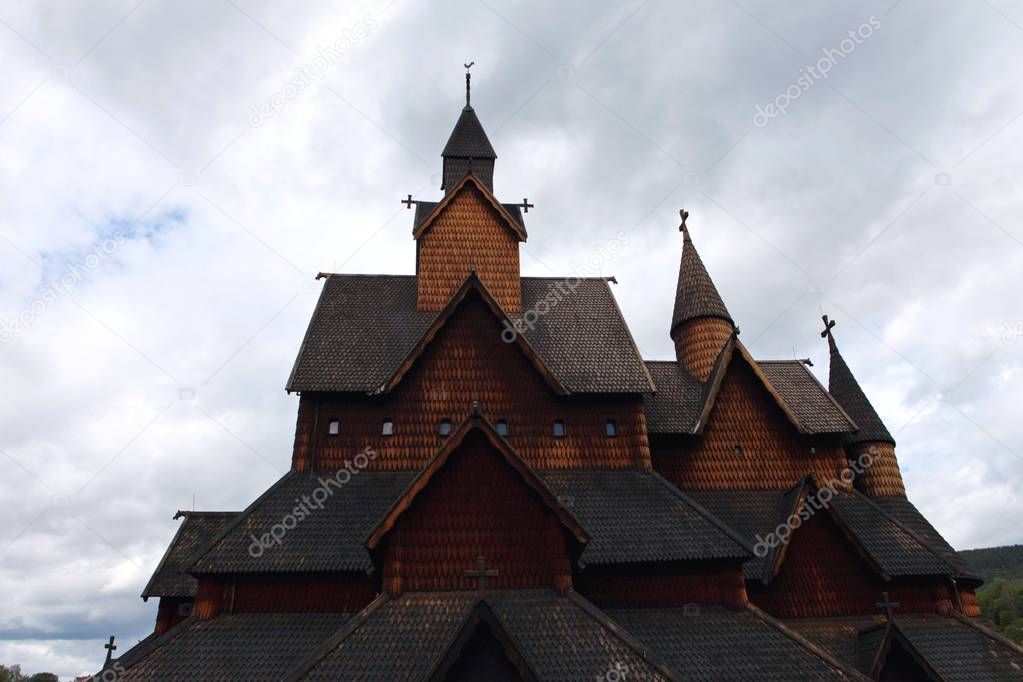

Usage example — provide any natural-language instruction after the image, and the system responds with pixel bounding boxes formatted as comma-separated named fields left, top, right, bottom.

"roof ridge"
left=282, top=592, right=392, bottom=681
left=600, top=278, right=657, bottom=394
left=141, top=514, right=191, bottom=600
left=563, top=590, right=681, bottom=681
left=745, top=604, right=872, bottom=680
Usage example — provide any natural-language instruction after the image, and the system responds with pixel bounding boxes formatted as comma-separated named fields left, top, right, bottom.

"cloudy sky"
left=1, top=0, right=1021, bottom=676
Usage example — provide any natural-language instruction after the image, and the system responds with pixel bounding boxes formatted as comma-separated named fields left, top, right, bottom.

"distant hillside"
left=961, top=545, right=1023, bottom=582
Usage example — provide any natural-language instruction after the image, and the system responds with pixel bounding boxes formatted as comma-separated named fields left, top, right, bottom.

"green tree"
left=977, top=578, right=1023, bottom=644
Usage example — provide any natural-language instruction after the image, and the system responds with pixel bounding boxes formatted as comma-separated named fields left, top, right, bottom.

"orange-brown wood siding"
left=848, top=442, right=906, bottom=497
left=192, top=573, right=376, bottom=618
left=294, top=297, right=650, bottom=472
left=417, top=186, right=521, bottom=312
left=672, top=317, right=733, bottom=380
left=652, top=358, right=848, bottom=490
left=380, top=432, right=573, bottom=594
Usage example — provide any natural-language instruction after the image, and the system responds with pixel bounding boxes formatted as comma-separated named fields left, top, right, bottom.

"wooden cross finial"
left=401, top=194, right=415, bottom=210
left=104, top=635, right=117, bottom=666
left=821, top=315, right=837, bottom=338
left=519, top=198, right=534, bottom=213
left=876, top=592, right=901, bottom=621
left=464, top=555, right=498, bottom=596
left=679, top=209, right=690, bottom=232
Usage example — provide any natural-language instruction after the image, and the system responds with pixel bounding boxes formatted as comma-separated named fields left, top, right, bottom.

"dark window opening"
left=605, top=420, right=618, bottom=437
left=496, top=420, right=509, bottom=437
left=553, top=420, right=566, bottom=438
left=327, top=419, right=340, bottom=436
left=439, top=419, right=452, bottom=437
left=382, top=419, right=394, bottom=436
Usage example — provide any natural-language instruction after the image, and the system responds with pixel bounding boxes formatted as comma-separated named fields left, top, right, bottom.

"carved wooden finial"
left=464, top=61, right=475, bottom=107
left=104, top=635, right=117, bottom=666
left=401, top=194, right=415, bottom=209
left=464, top=555, right=498, bottom=595
left=876, top=592, right=901, bottom=622
left=821, top=315, right=837, bottom=338
left=679, top=209, right=690, bottom=232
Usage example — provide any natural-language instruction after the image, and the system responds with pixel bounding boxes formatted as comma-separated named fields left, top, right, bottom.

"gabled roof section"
left=823, top=318, right=895, bottom=445
left=365, top=414, right=588, bottom=550
left=427, top=601, right=540, bottom=681
left=758, top=360, right=857, bottom=434
left=376, top=273, right=567, bottom=395
left=442, top=105, right=497, bottom=159
left=671, top=223, right=733, bottom=333
left=413, top=173, right=526, bottom=241
left=694, top=334, right=807, bottom=435
left=858, top=621, right=943, bottom=681
left=141, top=511, right=237, bottom=599
left=414, top=198, right=525, bottom=234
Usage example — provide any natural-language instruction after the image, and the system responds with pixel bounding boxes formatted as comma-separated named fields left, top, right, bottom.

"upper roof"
left=442, top=106, right=497, bottom=159
left=141, top=511, right=236, bottom=599
left=414, top=198, right=525, bottom=235
left=671, top=224, right=733, bottom=332
left=287, top=274, right=654, bottom=394
left=643, top=349, right=856, bottom=437
left=825, top=324, right=895, bottom=445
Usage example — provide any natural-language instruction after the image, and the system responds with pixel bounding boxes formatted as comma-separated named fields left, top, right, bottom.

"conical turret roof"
left=823, top=318, right=895, bottom=445
left=671, top=221, right=733, bottom=333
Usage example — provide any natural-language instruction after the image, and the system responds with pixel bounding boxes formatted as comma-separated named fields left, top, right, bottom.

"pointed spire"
left=671, top=210, right=733, bottom=333
left=822, top=316, right=895, bottom=445
left=442, top=62, right=496, bottom=193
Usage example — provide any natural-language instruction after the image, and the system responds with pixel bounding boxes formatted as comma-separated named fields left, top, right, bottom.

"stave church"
left=99, top=72, right=1023, bottom=680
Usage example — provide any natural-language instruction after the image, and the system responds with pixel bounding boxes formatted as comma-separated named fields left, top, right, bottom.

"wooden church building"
left=100, top=72, right=1023, bottom=681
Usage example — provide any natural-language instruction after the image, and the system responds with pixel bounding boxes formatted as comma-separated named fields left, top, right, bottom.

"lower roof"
left=787, top=613, right=1023, bottom=681
left=141, top=511, right=237, bottom=599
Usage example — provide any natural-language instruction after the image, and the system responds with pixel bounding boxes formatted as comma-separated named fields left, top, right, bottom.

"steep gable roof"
left=413, top=173, right=525, bottom=241
left=286, top=274, right=653, bottom=394
left=142, top=511, right=237, bottom=599
left=366, top=413, right=588, bottom=550
left=377, top=273, right=567, bottom=396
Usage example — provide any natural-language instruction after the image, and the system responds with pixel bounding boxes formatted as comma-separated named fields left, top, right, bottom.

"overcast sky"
left=1, top=0, right=1021, bottom=676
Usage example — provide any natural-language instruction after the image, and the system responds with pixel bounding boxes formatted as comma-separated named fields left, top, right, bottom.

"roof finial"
left=821, top=314, right=836, bottom=339
left=464, top=61, right=475, bottom=108
left=679, top=209, right=690, bottom=234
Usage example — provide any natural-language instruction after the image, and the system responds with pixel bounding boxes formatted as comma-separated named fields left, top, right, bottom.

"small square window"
left=382, top=419, right=394, bottom=436
left=605, top=420, right=617, bottom=437
left=328, top=419, right=340, bottom=436
left=553, top=420, right=566, bottom=438
left=496, top=420, right=509, bottom=437
left=438, top=419, right=452, bottom=437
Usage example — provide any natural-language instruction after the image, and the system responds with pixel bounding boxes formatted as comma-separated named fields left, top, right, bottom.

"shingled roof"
left=189, top=470, right=416, bottom=574
left=141, top=511, right=236, bottom=599
left=607, top=605, right=865, bottom=680
left=539, top=469, right=751, bottom=566
left=413, top=198, right=525, bottom=234
left=686, top=487, right=962, bottom=582
left=671, top=225, right=732, bottom=332
left=287, top=275, right=654, bottom=394
left=825, top=325, right=895, bottom=445
left=442, top=105, right=497, bottom=159
left=787, top=613, right=1023, bottom=681
left=113, top=613, right=350, bottom=681
left=296, top=590, right=675, bottom=681
left=643, top=353, right=856, bottom=436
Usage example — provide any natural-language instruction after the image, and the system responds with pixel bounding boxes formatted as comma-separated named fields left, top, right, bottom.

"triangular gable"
left=427, top=601, right=538, bottom=682
left=365, top=413, right=588, bottom=550
left=694, top=335, right=806, bottom=435
left=862, top=622, right=943, bottom=681
left=413, top=173, right=527, bottom=241
left=375, top=272, right=567, bottom=395
left=763, top=476, right=891, bottom=585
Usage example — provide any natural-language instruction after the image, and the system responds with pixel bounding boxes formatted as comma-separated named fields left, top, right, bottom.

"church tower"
left=669, top=211, right=735, bottom=380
